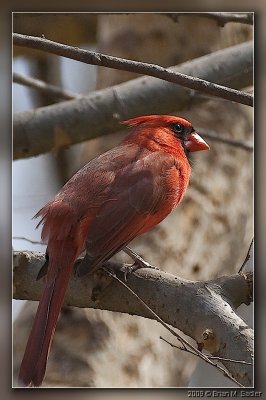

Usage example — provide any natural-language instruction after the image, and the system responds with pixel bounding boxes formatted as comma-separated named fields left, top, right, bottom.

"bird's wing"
left=77, top=151, right=176, bottom=276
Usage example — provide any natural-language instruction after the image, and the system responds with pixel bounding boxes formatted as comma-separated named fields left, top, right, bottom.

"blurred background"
left=12, top=12, right=254, bottom=388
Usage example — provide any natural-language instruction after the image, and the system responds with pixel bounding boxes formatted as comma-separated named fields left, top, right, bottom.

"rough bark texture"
left=13, top=251, right=253, bottom=387
left=13, top=14, right=253, bottom=387
left=13, top=40, right=253, bottom=160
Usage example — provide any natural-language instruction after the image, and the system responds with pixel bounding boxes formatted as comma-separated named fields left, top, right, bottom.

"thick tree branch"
left=13, top=251, right=253, bottom=386
left=13, top=33, right=253, bottom=107
left=13, top=41, right=253, bottom=160
left=166, top=12, right=254, bottom=26
left=12, top=72, right=253, bottom=154
left=107, top=269, right=243, bottom=387
left=13, top=74, right=253, bottom=154
left=12, top=73, right=254, bottom=153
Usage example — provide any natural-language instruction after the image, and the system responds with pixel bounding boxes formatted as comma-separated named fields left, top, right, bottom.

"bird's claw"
left=120, top=261, right=159, bottom=281
left=100, top=262, right=136, bottom=282
left=120, top=263, right=139, bottom=281
left=123, top=246, right=160, bottom=273
left=134, top=260, right=159, bottom=271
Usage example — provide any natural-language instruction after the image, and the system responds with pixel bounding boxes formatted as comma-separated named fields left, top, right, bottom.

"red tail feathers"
left=18, top=201, right=83, bottom=387
left=18, top=247, right=76, bottom=387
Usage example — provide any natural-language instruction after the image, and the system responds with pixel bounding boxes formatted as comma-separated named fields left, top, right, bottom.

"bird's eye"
left=172, top=123, right=184, bottom=134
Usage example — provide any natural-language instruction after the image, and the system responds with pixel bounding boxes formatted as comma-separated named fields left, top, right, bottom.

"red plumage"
left=18, top=115, right=209, bottom=386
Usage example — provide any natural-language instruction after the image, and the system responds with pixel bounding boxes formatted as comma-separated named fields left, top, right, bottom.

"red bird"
left=18, top=115, right=209, bottom=386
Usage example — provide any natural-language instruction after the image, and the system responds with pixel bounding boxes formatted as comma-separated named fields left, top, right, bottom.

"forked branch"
left=13, top=250, right=253, bottom=386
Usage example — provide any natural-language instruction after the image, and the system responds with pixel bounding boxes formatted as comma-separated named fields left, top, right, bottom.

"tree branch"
left=166, top=12, right=254, bottom=26
left=107, top=268, right=243, bottom=387
left=13, top=74, right=253, bottom=153
left=198, top=129, right=253, bottom=152
left=13, top=251, right=253, bottom=387
left=12, top=72, right=253, bottom=153
left=160, top=337, right=252, bottom=366
left=13, top=41, right=253, bottom=160
left=239, top=238, right=254, bottom=273
left=13, top=33, right=253, bottom=107
left=13, top=71, right=80, bottom=101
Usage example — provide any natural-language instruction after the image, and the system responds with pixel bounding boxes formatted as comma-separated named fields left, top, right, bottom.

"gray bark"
left=13, top=251, right=253, bottom=387
left=13, top=41, right=253, bottom=160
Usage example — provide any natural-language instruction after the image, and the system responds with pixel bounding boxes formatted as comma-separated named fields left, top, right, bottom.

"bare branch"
left=13, top=33, right=253, bottom=107
left=107, top=269, right=244, bottom=387
left=166, top=12, right=253, bottom=26
left=13, top=251, right=253, bottom=386
left=12, top=236, right=44, bottom=245
left=207, top=355, right=253, bottom=365
left=238, top=238, right=254, bottom=273
left=198, top=129, right=253, bottom=152
left=13, top=41, right=253, bottom=160
left=160, top=336, right=252, bottom=365
left=13, top=72, right=80, bottom=100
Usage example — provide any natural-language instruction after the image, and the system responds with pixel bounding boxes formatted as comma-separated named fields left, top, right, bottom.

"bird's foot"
left=101, top=262, right=138, bottom=282
left=123, top=246, right=159, bottom=272
left=119, top=263, right=140, bottom=281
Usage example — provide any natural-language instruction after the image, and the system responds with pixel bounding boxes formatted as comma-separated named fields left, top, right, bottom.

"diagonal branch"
left=13, top=250, right=253, bottom=387
left=13, top=41, right=253, bottom=160
left=160, top=336, right=252, bottom=366
left=238, top=238, right=254, bottom=273
left=198, top=129, right=253, bottom=152
left=166, top=12, right=254, bottom=26
left=106, top=268, right=244, bottom=387
left=13, top=33, right=253, bottom=107
left=12, top=73, right=253, bottom=153
left=13, top=71, right=80, bottom=101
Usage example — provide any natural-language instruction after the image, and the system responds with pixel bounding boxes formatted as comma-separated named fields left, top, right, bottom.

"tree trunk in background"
left=13, top=14, right=253, bottom=387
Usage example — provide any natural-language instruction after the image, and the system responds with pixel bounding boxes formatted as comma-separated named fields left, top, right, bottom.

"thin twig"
left=238, top=238, right=254, bottom=273
left=208, top=356, right=253, bottom=365
left=13, top=71, right=80, bottom=100
left=160, top=336, right=186, bottom=352
left=12, top=236, right=44, bottom=245
left=166, top=12, right=253, bottom=26
left=160, top=336, right=253, bottom=365
left=105, top=268, right=243, bottom=387
left=197, top=129, right=253, bottom=152
left=13, top=33, right=253, bottom=107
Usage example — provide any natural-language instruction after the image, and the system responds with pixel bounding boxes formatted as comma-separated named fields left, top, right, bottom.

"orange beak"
left=185, top=131, right=210, bottom=152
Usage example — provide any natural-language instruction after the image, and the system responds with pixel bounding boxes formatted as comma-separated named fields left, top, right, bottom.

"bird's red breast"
left=37, top=114, right=209, bottom=267
left=19, top=114, right=209, bottom=387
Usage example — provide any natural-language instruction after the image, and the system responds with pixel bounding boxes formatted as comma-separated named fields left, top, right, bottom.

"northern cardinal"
left=18, top=114, right=209, bottom=387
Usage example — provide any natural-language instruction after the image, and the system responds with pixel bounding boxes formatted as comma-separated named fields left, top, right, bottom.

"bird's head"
left=122, top=115, right=210, bottom=154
